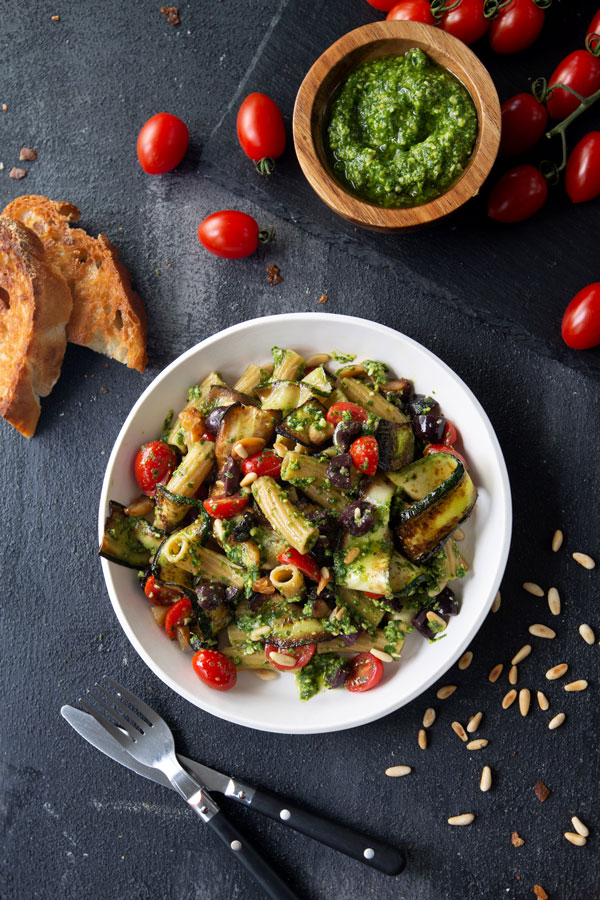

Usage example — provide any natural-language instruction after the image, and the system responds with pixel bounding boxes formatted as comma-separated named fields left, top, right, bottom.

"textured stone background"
left=1, top=3, right=599, bottom=900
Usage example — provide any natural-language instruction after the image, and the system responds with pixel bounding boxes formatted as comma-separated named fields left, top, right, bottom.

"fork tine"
left=95, top=681, right=151, bottom=735
left=89, top=685, right=143, bottom=737
left=103, top=676, right=162, bottom=726
left=78, top=697, right=134, bottom=751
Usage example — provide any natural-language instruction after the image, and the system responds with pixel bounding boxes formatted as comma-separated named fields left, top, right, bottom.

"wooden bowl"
left=293, top=21, right=501, bottom=231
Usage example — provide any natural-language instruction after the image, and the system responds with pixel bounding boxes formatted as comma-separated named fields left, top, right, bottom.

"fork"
left=80, top=677, right=299, bottom=900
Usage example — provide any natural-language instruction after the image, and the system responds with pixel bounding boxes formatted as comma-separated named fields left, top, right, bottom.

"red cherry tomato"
left=565, top=132, right=600, bottom=204
left=136, top=113, right=189, bottom=174
left=144, top=575, right=182, bottom=606
left=561, top=284, right=600, bottom=350
left=134, top=440, right=178, bottom=494
left=587, top=9, right=600, bottom=43
left=386, top=0, right=436, bottom=24
left=203, top=495, right=249, bottom=519
left=164, top=597, right=192, bottom=639
left=546, top=51, right=600, bottom=121
left=487, top=165, right=548, bottom=223
left=439, top=0, right=489, bottom=46
left=277, top=548, right=321, bottom=582
left=326, top=402, right=369, bottom=425
left=192, top=649, right=237, bottom=691
left=443, top=420, right=459, bottom=446
left=488, top=0, right=544, bottom=54
left=241, top=449, right=282, bottom=478
left=424, top=444, right=468, bottom=468
left=198, top=211, right=262, bottom=259
left=350, top=435, right=379, bottom=476
left=365, top=0, right=400, bottom=10
left=346, top=652, right=384, bottom=693
left=499, top=93, right=548, bottom=157
left=265, top=643, right=316, bottom=671
left=236, top=93, right=286, bottom=172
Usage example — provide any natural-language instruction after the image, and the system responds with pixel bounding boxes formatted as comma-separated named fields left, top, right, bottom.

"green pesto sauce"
left=326, top=49, right=478, bottom=208
left=296, top=653, right=345, bottom=701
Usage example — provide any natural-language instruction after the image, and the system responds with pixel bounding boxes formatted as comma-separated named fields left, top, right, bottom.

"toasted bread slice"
left=0, top=217, right=72, bottom=437
left=3, top=195, right=147, bottom=372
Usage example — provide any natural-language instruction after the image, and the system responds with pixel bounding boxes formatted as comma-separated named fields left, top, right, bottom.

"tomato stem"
left=543, top=82, right=600, bottom=175
left=586, top=33, right=600, bottom=57
left=429, top=0, right=461, bottom=21
left=254, top=157, right=275, bottom=176
left=258, top=227, right=276, bottom=244
left=532, top=0, right=552, bottom=8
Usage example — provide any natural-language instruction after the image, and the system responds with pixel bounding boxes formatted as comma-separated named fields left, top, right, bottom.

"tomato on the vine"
left=192, top=649, right=237, bottom=691
left=164, top=597, right=192, bottom=639
left=134, top=440, right=178, bottom=494
left=265, top=643, right=316, bottom=671
left=587, top=9, right=600, bottom=43
left=546, top=51, right=600, bottom=120
left=144, top=575, right=182, bottom=606
left=565, top=131, right=600, bottom=203
left=236, top=93, right=286, bottom=174
left=487, top=165, right=548, bottom=223
left=499, top=93, right=548, bottom=157
left=350, top=435, right=379, bottom=476
left=386, top=0, right=436, bottom=24
left=488, top=0, right=545, bottom=55
left=198, top=211, right=265, bottom=259
left=561, top=284, right=600, bottom=350
left=136, top=113, right=189, bottom=174
left=346, top=652, right=384, bottom=693
left=203, top=495, right=249, bottom=518
left=438, top=0, right=489, bottom=46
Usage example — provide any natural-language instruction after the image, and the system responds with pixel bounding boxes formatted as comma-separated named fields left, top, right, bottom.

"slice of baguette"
left=0, top=216, right=72, bottom=437
left=3, top=195, right=147, bottom=372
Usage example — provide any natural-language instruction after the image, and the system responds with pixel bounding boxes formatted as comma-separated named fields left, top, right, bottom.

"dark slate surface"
left=1, top=3, right=599, bottom=900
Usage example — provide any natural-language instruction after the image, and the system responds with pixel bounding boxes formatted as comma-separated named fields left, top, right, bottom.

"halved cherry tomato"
left=499, top=93, right=548, bottom=157
left=164, top=597, right=192, bottom=639
left=439, top=0, right=489, bottom=46
left=386, top=0, right=435, bottom=24
left=265, top=643, right=316, bottom=671
left=561, top=283, right=600, bottom=350
left=278, top=548, right=321, bottom=581
left=203, top=496, right=249, bottom=519
left=241, top=449, right=282, bottom=478
left=192, top=649, right=237, bottom=691
left=198, top=211, right=262, bottom=259
left=487, top=165, right=548, bottom=223
left=237, top=93, right=286, bottom=172
left=346, top=652, right=384, bottom=693
left=144, top=575, right=182, bottom=606
left=364, top=591, right=384, bottom=600
left=326, top=402, right=369, bottom=425
left=443, top=420, right=459, bottom=446
left=136, top=113, right=189, bottom=174
left=134, top=440, right=178, bottom=495
left=350, top=435, right=379, bottom=476
left=424, top=444, right=468, bottom=468
left=546, top=51, right=600, bottom=121
left=565, top=132, right=600, bottom=204
left=488, top=0, right=545, bottom=55
left=365, top=0, right=400, bottom=9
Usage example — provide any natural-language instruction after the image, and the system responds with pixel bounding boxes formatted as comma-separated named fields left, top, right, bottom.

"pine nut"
left=519, top=688, right=531, bottom=716
left=423, top=708, right=436, bottom=728
left=572, top=816, right=589, bottom=838
left=317, top=567, right=331, bottom=595
left=548, top=712, right=566, bottom=730
left=240, top=471, right=258, bottom=487
left=509, top=665, right=518, bottom=685
left=253, top=576, right=275, bottom=595
left=488, top=663, right=503, bottom=683
left=467, top=712, right=482, bottom=733
left=572, top=552, right=595, bottom=570
left=523, top=582, right=544, bottom=597
left=385, top=765, right=412, bottom=777
left=344, top=547, right=360, bottom=565
left=502, top=689, right=517, bottom=709
left=458, top=651, right=473, bottom=670
left=370, top=647, right=393, bottom=663
left=564, top=832, right=586, bottom=846
left=233, top=437, right=265, bottom=459
left=304, top=353, right=331, bottom=368
left=426, top=611, right=447, bottom=632
left=480, top=766, right=492, bottom=792
left=529, top=624, right=556, bottom=639
left=537, top=691, right=549, bottom=710
left=253, top=670, right=279, bottom=681
left=466, top=739, right=488, bottom=750
left=564, top=680, right=588, bottom=692
left=552, top=529, right=563, bottom=552
left=579, top=624, right=595, bottom=645
left=334, top=604, right=347, bottom=621
left=212, top=517, right=225, bottom=543
left=448, top=814, right=474, bottom=826
left=451, top=721, right=468, bottom=742
left=512, top=645, right=532, bottom=665
left=436, top=685, right=457, bottom=700
left=250, top=625, right=271, bottom=641
left=268, top=651, right=298, bottom=667
left=491, top=590, right=501, bottom=613
left=273, top=442, right=287, bottom=458
left=418, top=729, right=427, bottom=750
left=547, top=587, right=561, bottom=616
left=546, top=663, right=568, bottom=680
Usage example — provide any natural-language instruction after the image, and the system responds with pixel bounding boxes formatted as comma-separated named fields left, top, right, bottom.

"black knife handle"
left=208, top=810, right=300, bottom=900
left=247, top=788, right=406, bottom=876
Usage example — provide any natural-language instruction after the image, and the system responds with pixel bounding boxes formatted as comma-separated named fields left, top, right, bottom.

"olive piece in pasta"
left=325, top=659, right=350, bottom=688
left=204, top=405, right=230, bottom=436
left=406, top=394, right=439, bottom=417
left=326, top=452, right=353, bottom=489
left=333, top=420, right=362, bottom=452
left=435, top=586, right=460, bottom=617
left=195, top=582, right=225, bottom=611
left=411, top=609, right=436, bottom=640
left=220, top=455, right=241, bottom=496
left=339, top=500, right=375, bottom=536
left=232, top=511, right=255, bottom=542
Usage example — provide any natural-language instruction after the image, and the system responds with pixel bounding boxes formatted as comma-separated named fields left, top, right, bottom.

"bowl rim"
left=293, top=20, right=501, bottom=230
left=99, top=313, right=512, bottom=734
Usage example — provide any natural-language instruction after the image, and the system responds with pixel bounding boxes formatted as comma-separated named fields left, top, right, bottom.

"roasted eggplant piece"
left=277, top=399, right=334, bottom=449
left=188, top=588, right=232, bottom=651
left=206, top=384, right=256, bottom=409
left=376, top=420, right=415, bottom=471
left=153, top=484, right=209, bottom=533
left=99, top=501, right=164, bottom=568
left=214, top=403, right=279, bottom=468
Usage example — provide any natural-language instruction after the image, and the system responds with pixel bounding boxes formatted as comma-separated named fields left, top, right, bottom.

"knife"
left=61, top=705, right=405, bottom=876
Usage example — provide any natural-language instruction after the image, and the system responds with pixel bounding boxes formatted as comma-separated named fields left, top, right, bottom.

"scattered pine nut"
left=511, top=831, right=525, bottom=847
left=423, top=707, right=436, bottom=728
left=451, top=721, right=468, bottom=742
left=436, top=684, right=457, bottom=700
left=458, top=650, right=473, bottom=670
left=528, top=624, right=556, bottom=639
left=418, top=729, right=428, bottom=750
left=546, top=663, right=568, bottom=680
left=564, top=680, right=588, bottom=692
left=572, top=816, right=589, bottom=838
left=467, top=712, right=482, bottom=733
left=534, top=886, right=549, bottom=900
left=488, top=663, right=503, bottom=683
left=523, top=582, right=544, bottom=597
left=448, top=814, right=474, bottom=826
left=344, top=547, right=360, bottom=565
left=480, top=766, right=492, bottom=792
left=491, top=590, right=501, bottom=613
left=268, top=651, right=299, bottom=668
left=564, top=831, right=586, bottom=846
left=466, top=739, right=488, bottom=751
left=502, top=689, right=517, bottom=709
left=572, top=552, right=595, bottom=570
left=509, top=665, right=518, bottom=685
left=547, top=587, right=561, bottom=616
left=519, top=688, right=531, bottom=717
left=385, top=765, right=412, bottom=777
left=537, top=691, right=549, bottom=710
left=579, top=624, right=595, bottom=645
left=370, top=647, right=393, bottom=663
left=552, top=530, right=563, bottom=552
left=512, top=644, right=532, bottom=665
left=239, top=471, right=258, bottom=487
left=253, top=670, right=279, bottom=681
left=548, top=712, right=566, bottom=730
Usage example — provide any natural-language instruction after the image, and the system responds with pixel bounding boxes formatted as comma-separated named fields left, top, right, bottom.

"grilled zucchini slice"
left=99, top=502, right=163, bottom=568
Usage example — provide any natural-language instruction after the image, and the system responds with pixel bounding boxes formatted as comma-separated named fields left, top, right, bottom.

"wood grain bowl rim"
left=293, top=21, right=501, bottom=231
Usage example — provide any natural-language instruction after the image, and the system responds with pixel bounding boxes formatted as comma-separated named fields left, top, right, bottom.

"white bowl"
left=99, top=313, right=511, bottom=734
